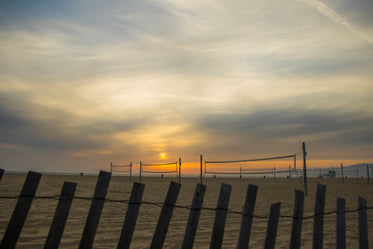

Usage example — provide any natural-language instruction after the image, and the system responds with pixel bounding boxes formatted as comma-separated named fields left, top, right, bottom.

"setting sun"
left=160, top=153, right=167, bottom=159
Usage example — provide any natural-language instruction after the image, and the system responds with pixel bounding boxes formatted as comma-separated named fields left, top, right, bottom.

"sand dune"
left=0, top=174, right=372, bottom=248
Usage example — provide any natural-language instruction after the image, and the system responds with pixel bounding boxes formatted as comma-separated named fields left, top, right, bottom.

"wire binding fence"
left=0, top=194, right=371, bottom=220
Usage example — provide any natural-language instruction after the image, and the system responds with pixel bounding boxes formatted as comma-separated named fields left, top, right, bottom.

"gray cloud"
left=194, top=106, right=373, bottom=159
left=0, top=0, right=372, bottom=171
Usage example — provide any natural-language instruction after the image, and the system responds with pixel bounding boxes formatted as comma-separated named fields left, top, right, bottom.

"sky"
left=0, top=0, right=373, bottom=174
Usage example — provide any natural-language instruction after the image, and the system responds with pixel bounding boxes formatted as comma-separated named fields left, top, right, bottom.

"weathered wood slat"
left=237, top=184, right=258, bottom=249
left=313, top=184, right=326, bottom=249
left=0, top=171, right=42, bottom=249
left=264, top=202, right=281, bottom=249
left=290, top=190, right=304, bottom=249
left=150, top=181, right=181, bottom=249
left=44, top=182, right=77, bottom=249
left=336, top=198, right=346, bottom=249
left=117, top=182, right=145, bottom=249
left=358, top=197, right=368, bottom=249
left=79, top=171, right=111, bottom=249
left=0, top=168, right=4, bottom=181
left=210, top=183, right=232, bottom=249
left=182, top=183, right=206, bottom=249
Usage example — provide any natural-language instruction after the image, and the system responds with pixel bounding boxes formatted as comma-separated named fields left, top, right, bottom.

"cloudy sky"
left=1, top=0, right=372, bottom=173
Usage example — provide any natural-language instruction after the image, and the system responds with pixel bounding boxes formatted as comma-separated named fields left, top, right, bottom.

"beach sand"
left=0, top=173, right=372, bottom=248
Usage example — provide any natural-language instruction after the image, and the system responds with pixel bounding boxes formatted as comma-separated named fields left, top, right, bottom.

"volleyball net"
left=110, top=162, right=133, bottom=181
left=139, top=160, right=181, bottom=183
left=204, top=154, right=298, bottom=177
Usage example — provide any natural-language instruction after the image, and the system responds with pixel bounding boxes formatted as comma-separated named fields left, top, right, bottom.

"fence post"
left=117, top=182, right=145, bottom=249
left=341, top=164, right=344, bottom=183
left=182, top=183, right=206, bottom=249
left=237, top=184, right=258, bottom=249
left=44, top=182, right=77, bottom=249
left=0, top=171, right=42, bottom=249
left=210, top=183, right=232, bottom=249
left=336, top=198, right=346, bottom=249
left=150, top=181, right=181, bottom=249
left=313, top=184, right=326, bottom=249
left=0, top=168, right=4, bottom=181
left=290, top=190, right=304, bottom=249
left=358, top=197, right=368, bottom=249
left=264, top=202, right=281, bottom=249
left=79, top=171, right=111, bottom=249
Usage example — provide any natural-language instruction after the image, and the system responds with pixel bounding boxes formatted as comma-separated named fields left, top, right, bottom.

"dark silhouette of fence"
left=0, top=169, right=370, bottom=249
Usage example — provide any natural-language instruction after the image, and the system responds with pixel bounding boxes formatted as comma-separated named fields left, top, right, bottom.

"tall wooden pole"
left=340, top=163, right=344, bottom=183
left=367, top=164, right=370, bottom=183
left=200, top=155, right=203, bottom=184
left=179, top=157, right=182, bottom=185
left=130, top=162, right=132, bottom=183
left=140, top=161, right=142, bottom=183
left=302, top=142, right=308, bottom=196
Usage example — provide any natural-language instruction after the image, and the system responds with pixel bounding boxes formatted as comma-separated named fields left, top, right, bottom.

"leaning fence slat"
left=290, top=190, right=304, bottom=249
left=79, top=171, right=111, bottom=249
left=0, top=169, right=4, bottom=181
left=0, top=171, right=42, bottom=249
left=358, top=197, right=368, bottom=249
left=117, top=182, right=145, bottom=249
left=336, top=198, right=346, bottom=249
left=237, top=184, right=258, bottom=249
left=150, top=181, right=181, bottom=249
left=44, top=182, right=77, bottom=249
left=264, top=202, right=281, bottom=249
left=210, top=183, right=232, bottom=249
left=313, top=184, right=326, bottom=249
left=182, top=183, right=206, bottom=249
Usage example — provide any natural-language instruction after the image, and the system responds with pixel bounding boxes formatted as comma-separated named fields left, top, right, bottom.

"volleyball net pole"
left=130, top=162, right=132, bottom=182
left=302, top=142, right=308, bottom=196
left=179, top=157, right=181, bottom=184
left=140, top=161, right=142, bottom=183
left=200, top=154, right=203, bottom=184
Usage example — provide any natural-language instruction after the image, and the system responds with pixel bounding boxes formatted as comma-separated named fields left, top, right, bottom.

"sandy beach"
left=0, top=173, right=372, bottom=248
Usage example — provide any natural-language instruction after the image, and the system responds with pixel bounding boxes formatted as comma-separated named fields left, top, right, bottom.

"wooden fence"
left=0, top=169, right=370, bottom=249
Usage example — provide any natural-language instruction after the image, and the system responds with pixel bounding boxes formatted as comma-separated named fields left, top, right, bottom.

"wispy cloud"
left=299, top=0, right=373, bottom=45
